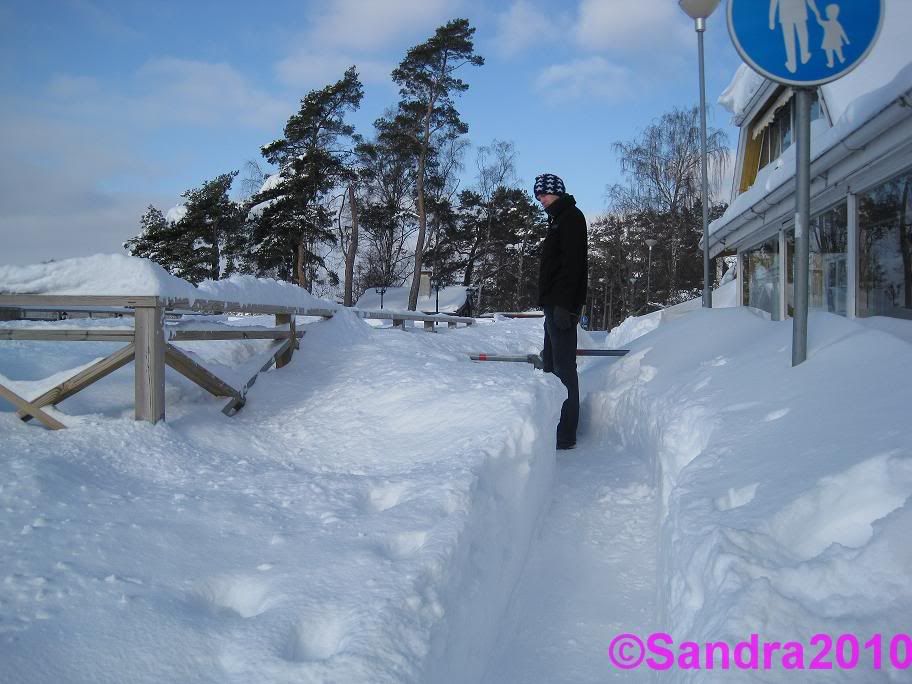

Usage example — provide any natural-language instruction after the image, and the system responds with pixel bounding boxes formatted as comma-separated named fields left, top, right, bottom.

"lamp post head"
left=678, top=0, right=720, bottom=20
left=645, top=239, right=658, bottom=250
left=679, top=0, right=719, bottom=30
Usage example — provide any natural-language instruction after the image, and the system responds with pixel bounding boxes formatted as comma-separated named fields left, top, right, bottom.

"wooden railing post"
left=275, top=313, right=295, bottom=368
left=134, top=300, right=165, bottom=423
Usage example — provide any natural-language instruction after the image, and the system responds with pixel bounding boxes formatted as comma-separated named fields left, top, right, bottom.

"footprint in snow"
left=378, top=531, right=428, bottom=560
left=366, top=481, right=411, bottom=513
left=192, top=574, right=277, bottom=619
left=282, top=613, right=351, bottom=662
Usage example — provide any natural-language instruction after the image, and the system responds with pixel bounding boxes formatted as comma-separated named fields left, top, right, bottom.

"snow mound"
left=0, top=253, right=337, bottom=310
left=355, top=285, right=469, bottom=314
left=196, top=274, right=331, bottom=310
left=718, top=64, right=765, bottom=118
left=605, top=312, right=662, bottom=349
left=0, top=316, right=562, bottom=683
left=590, top=307, right=912, bottom=678
left=0, top=254, right=197, bottom=298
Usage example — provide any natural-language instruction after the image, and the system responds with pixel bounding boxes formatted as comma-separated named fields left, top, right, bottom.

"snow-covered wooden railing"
left=0, top=294, right=474, bottom=428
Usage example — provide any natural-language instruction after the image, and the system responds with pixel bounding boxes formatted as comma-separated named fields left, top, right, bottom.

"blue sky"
left=0, top=0, right=745, bottom=265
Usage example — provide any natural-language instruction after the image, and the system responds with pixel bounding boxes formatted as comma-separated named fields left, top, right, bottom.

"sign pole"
left=727, top=0, right=882, bottom=367
left=698, top=18, right=712, bottom=308
left=792, top=88, right=812, bottom=366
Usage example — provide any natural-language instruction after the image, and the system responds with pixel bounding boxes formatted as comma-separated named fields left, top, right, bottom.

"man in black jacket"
left=535, top=173, right=588, bottom=450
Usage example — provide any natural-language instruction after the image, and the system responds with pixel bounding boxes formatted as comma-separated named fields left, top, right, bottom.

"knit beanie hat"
left=534, top=173, right=566, bottom=197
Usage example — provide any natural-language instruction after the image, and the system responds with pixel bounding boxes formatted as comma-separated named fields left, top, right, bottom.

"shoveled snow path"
left=482, top=390, right=658, bottom=683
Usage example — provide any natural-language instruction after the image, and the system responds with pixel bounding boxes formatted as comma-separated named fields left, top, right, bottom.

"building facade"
left=709, top=5, right=912, bottom=323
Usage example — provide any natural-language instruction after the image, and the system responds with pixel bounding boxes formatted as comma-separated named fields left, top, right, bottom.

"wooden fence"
left=0, top=294, right=474, bottom=429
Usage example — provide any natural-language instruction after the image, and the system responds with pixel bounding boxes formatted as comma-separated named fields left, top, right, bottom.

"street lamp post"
left=645, top=238, right=657, bottom=309
left=374, top=287, right=387, bottom=310
left=431, top=279, right=441, bottom=314
left=679, top=0, right=720, bottom=309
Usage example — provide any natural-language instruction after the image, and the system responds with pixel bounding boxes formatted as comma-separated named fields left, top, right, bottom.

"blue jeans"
left=542, top=305, right=579, bottom=446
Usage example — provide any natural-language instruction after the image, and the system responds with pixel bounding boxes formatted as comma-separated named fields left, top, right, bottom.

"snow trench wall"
left=419, top=382, right=559, bottom=683
left=590, top=308, right=912, bottom=682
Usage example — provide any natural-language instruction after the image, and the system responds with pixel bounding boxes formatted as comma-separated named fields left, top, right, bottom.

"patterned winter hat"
left=534, top=173, right=566, bottom=197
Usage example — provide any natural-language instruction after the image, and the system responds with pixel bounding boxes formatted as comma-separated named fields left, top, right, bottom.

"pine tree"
left=124, top=205, right=189, bottom=274
left=391, top=18, right=483, bottom=310
left=125, top=173, right=242, bottom=285
left=174, top=171, right=241, bottom=283
left=250, top=67, right=363, bottom=289
left=471, top=187, right=546, bottom=313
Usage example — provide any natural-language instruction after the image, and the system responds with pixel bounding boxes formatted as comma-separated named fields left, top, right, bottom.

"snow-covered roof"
left=720, top=2, right=912, bottom=125
left=718, top=64, right=766, bottom=121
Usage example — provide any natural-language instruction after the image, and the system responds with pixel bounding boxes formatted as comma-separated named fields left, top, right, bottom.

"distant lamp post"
left=431, top=278, right=441, bottom=313
left=374, top=287, right=387, bottom=309
left=679, top=0, right=720, bottom=309
left=645, top=239, right=658, bottom=308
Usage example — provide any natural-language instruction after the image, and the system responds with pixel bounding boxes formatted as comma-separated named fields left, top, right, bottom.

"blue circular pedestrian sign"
left=728, top=0, right=883, bottom=86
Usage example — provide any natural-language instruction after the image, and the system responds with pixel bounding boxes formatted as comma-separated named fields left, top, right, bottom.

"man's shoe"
left=557, top=441, right=576, bottom=450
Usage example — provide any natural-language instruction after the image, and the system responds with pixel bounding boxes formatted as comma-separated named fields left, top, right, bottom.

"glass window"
left=786, top=203, right=849, bottom=316
left=742, top=90, right=824, bottom=193
left=857, top=169, right=912, bottom=319
left=742, top=236, right=781, bottom=319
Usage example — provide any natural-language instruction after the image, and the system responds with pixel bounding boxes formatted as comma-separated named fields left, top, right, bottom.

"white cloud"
left=276, top=0, right=466, bottom=88
left=492, top=1, right=555, bottom=57
left=535, top=57, right=632, bottom=103
left=0, top=114, right=166, bottom=265
left=304, top=0, right=458, bottom=51
left=135, top=58, right=288, bottom=129
left=42, top=60, right=289, bottom=133
left=0, top=53, right=291, bottom=266
left=574, top=0, right=691, bottom=53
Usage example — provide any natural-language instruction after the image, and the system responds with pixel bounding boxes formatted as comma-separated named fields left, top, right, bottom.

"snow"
left=720, top=2, right=912, bottom=123
left=0, top=254, right=198, bottom=299
left=165, top=205, right=187, bottom=223
left=258, top=172, right=284, bottom=195
left=711, top=60, right=912, bottom=243
left=598, top=307, right=912, bottom=681
left=0, top=312, right=560, bottom=683
left=821, top=0, right=912, bottom=124
left=2, top=279, right=911, bottom=681
left=247, top=173, right=285, bottom=216
left=718, top=64, right=766, bottom=119
left=355, top=285, right=468, bottom=314
left=0, top=254, right=337, bottom=310
left=604, top=278, right=739, bottom=348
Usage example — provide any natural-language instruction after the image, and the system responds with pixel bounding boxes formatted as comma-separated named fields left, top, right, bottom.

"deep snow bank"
left=0, top=313, right=560, bottom=683
left=0, top=254, right=335, bottom=310
left=589, top=308, right=912, bottom=681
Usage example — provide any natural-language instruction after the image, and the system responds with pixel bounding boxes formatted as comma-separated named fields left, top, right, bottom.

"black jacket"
left=538, top=194, right=588, bottom=313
